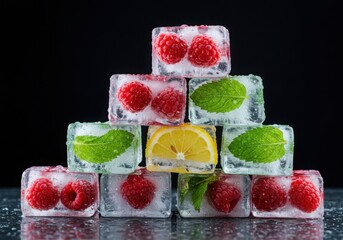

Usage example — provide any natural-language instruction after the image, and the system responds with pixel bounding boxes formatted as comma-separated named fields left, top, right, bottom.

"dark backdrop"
left=2, top=1, right=341, bottom=188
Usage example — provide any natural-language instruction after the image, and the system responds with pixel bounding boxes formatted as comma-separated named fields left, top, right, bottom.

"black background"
left=2, top=1, right=341, bottom=188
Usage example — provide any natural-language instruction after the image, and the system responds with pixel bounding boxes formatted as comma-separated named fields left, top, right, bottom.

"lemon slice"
left=145, top=123, right=218, bottom=173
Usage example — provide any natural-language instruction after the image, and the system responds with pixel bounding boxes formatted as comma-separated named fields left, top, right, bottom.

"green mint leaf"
left=192, top=182, right=209, bottom=212
left=228, top=126, right=287, bottom=163
left=178, top=175, right=189, bottom=205
left=190, top=77, right=248, bottom=113
left=73, top=129, right=134, bottom=163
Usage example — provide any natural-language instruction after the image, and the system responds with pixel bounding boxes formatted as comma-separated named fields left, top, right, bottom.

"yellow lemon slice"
left=145, top=123, right=218, bottom=173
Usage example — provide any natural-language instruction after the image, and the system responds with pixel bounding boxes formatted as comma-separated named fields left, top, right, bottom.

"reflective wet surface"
left=1, top=188, right=342, bottom=239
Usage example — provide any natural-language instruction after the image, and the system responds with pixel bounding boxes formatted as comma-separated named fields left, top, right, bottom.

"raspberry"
left=187, top=35, right=220, bottom=67
left=120, top=175, right=156, bottom=209
left=206, top=181, right=241, bottom=213
left=151, top=87, right=185, bottom=120
left=60, top=180, right=96, bottom=211
left=25, top=178, right=59, bottom=210
left=289, top=177, right=321, bottom=213
left=252, top=177, right=287, bottom=212
left=154, top=33, right=188, bottom=64
left=117, top=81, right=152, bottom=113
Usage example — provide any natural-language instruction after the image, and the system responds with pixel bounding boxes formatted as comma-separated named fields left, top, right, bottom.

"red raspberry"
left=206, top=181, right=241, bottom=213
left=120, top=175, right=156, bottom=209
left=252, top=177, right=287, bottom=212
left=154, top=33, right=188, bottom=64
left=289, top=177, right=321, bottom=213
left=187, top=35, right=220, bottom=67
left=151, top=87, right=185, bottom=120
left=60, top=180, right=96, bottom=211
left=117, top=81, right=152, bottom=113
left=25, top=178, right=59, bottom=210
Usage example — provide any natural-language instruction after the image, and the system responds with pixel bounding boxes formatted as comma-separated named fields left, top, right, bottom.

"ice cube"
left=21, top=166, right=99, bottom=217
left=177, top=170, right=251, bottom=218
left=220, top=124, right=294, bottom=176
left=152, top=25, right=231, bottom=77
left=145, top=123, right=218, bottom=174
left=251, top=170, right=324, bottom=219
left=67, top=121, right=142, bottom=174
left=188, top=75, right=265, bottom=125
left=100, top=168, right=171, bottom=218
left=108, top=74, right=187, bottom=126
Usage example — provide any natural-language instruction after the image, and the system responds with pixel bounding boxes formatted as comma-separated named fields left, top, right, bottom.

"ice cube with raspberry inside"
left=100, top=167, right=171, bottom=218
left=177, top=169, right=251, bottom=218
left=108, top=74, right=187, bottom=126
left=251, top=170, right=324, bottom=218
left=21, top=165, right=99, bottom=217
left=67, top=121, right=142, bottom=174
left=152, top=25, right=231, bottom=78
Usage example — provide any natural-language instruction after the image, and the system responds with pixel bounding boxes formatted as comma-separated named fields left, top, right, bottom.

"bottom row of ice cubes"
left=21, top=166, right=324, bottom=219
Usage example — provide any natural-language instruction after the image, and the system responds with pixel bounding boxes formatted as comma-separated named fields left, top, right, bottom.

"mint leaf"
left=192, top=182, right=209, bottom=211
left=178, top=175, right=189, bottom=205
left=190, top=77, right=248, bottom=113
left=73, top=129, right=134, bottom=163
left=228, top=126, right=287, bottom=163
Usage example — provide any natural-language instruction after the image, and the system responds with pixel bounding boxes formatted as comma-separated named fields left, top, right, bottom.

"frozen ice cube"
left=188, top=75, right=265, bottom=125
left=100, top=168, right=171, bottom=218
left=177, top=170, right=251, bottom=218
left=220, top=124, right=294, bottom=176
left=21, top=166, right=99, bottom=217
left=152, top=25, right=231, bottom=77
left=108, top=74, right=187, bottom=126
left=145, top=123, right=218, bottom=174
left=251, top=170, right=324, bottom=219
left=67, top=121, right=142, bottom=174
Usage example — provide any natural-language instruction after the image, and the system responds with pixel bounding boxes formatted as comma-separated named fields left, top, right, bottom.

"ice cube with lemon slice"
left=145, top=123, right=218, bottom=174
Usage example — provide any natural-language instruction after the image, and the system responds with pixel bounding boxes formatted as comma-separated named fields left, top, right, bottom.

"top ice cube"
left=152, top=25, right=231, bottom=78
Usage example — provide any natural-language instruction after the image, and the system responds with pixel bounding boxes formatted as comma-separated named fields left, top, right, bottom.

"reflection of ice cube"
left=100, top=168, right=172, bottom=218
left=67, top=122, right=142, bottom=174
left=220, top=124, right=294, bottom=176
left=189, top=75, right=265, bottom=125
left=251, top=170, right=324, bottom=219
left=108, top=74, right=187, bottom=126
left=21, top=166, right=99, bottom=217
left=152, top=25, right=231, bottom=78
left=177, top=170, right=251, bottom=218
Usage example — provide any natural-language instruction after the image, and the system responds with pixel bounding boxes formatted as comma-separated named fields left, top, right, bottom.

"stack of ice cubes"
left=20, top=24, right=324, bottom=220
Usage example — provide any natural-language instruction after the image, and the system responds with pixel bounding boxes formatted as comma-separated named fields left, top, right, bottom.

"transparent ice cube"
left=108, top=74, right=187, bottom=126
left=251, top=170, right=324, bottom=219
left=100, top=168, right=171, bottom=218
left=220, top=124, right=294, bottom=176
left=152, top=25, right=231, bottom=77
left=21, top=166, right=99, bottom=217
left=67, top=121, right=142, bottom=174
left=188, top=75, right=265, bottom=125
left=177, top=170, right=251, bottom=218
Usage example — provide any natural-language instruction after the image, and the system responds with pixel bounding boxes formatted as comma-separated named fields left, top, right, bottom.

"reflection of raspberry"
left=26, top=178, right=59, bottom=210
left=207, top=181, right=241, bottom=213
left=117, top=81, right=152, bottom=113
left=289, top=177, right=321, bottom=213
left=60, top=180, right=96, bottom=211
left=188, top=35, right=220, bottom=67
left=120, top=175, right=155, bottom=209
left=151, top=87, right=185, bottom=120
left=154, top=33, right=188, bottom=64
left=252, top=177, right=287, bottom=211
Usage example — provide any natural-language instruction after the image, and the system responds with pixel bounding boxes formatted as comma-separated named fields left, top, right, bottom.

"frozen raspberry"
left=60, top=180, right=96, bottom=211
left=187, top=35, right=220, bottom=67
left=206, top=181, right=241, bottom=213
left=120, top=175, right=156, bottom=209
left=154, top=33, right=188, bottom=64
left=252, top=177, right=287, bottom=212
left=25, top=178, right=59, bottom=210
left=151, top=87, right=185, bottom=120
left=117, top=81, right=152, bottom=113
left=289, top=177, right=321, bottom=213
